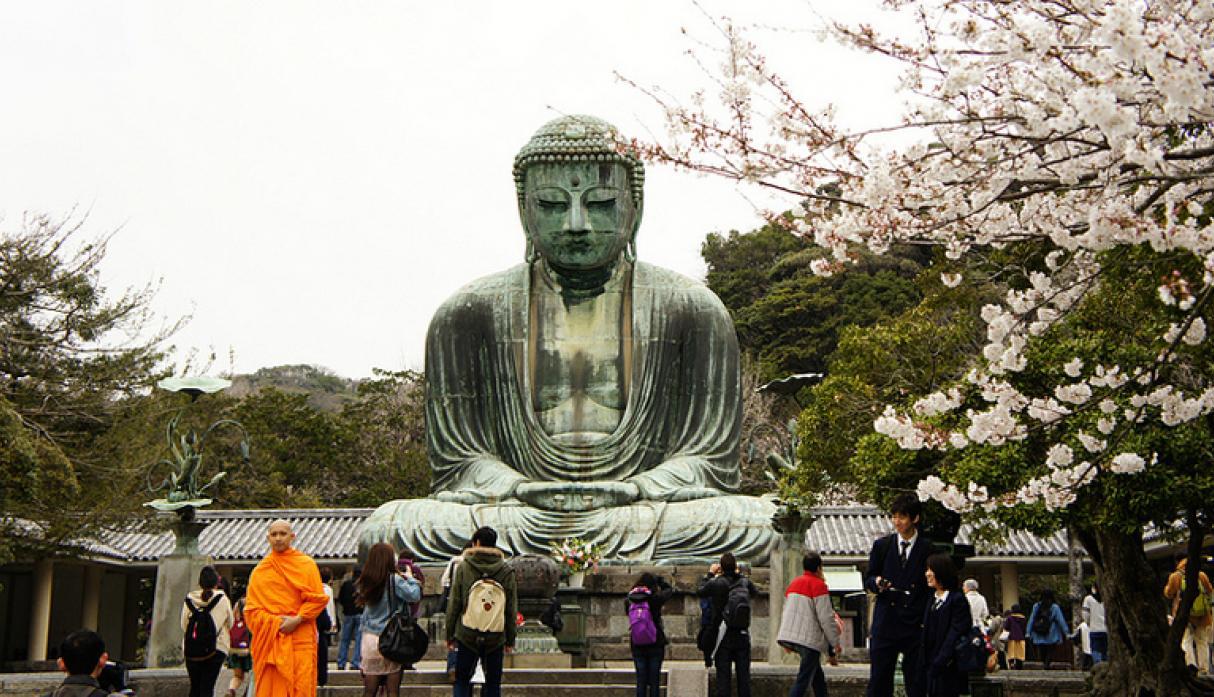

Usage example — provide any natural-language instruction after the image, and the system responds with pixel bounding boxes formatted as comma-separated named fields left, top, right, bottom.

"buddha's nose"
left=564, top=201, right=590, bottom=234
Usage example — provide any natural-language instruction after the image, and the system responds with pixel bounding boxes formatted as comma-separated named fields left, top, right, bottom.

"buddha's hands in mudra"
left=513, top=481, right=641, bottom=512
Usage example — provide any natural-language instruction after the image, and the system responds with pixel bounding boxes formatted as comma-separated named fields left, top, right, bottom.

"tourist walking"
left=359, top=542, right=422, bottom=697
left=698, top=552, right=759, bottom=697
left=447, top=526, right=518, bottom=697
left=697, top=591, right=715, bottom=668
left=986, top=612, right=1006, bottom=671
left=917, top=554, right=971, bottom=697
left=440, top=544, right=470, bottom=682
left=1003, top=605, right=1027, bottom=670
left=244, top=519, right=331, bottom=697
left=1082, top=584, right=1107, bottom=665
left=1026, top=589, right=1068, bottom=670
left=776, top=551, right=840, bottom=697
left=225, top=598, right=253, bottom=697
left=181, top=565, right=233, bottom=697
left=626, top=572, right=673, bottom=697
left=1164, top=555, right=1213, bottom=675
left=963, top=579, right=989, bottom=628
left=317, top=567, right=337, bottom=686
left=1070, top=620, right=1092, bottom=670
left=337, top=566, right=363, bottom=671
left=864, top=493, right=931, bottom=697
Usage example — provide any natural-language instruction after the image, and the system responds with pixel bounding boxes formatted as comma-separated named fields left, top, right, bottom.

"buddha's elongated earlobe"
left=525, top=238, right=538, bottom=263
left=624, top=240, right=637, bottom=263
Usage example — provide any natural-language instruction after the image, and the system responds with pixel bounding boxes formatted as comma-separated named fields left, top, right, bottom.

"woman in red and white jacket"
left=776, top=552, right=841, bottom=697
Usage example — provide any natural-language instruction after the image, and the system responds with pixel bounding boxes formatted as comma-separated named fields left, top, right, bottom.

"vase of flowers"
left=550, top=537, right=603, bottom=588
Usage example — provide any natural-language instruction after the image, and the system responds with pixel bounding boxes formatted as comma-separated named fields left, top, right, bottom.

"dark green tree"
left=702, top=223, right=927, bottom=382
left=335, top=369, right=429, bottom=506
left=0, top=213, right=175, bottom=563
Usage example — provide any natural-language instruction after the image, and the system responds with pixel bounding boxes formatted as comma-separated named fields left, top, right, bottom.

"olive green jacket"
left=446, top=547, right=518, bottom=651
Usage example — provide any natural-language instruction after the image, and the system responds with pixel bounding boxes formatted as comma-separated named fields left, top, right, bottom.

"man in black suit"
left=864, top=494, right=931, bottom=697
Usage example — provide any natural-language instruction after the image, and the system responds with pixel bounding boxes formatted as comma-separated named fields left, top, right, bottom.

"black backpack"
left=183, top=595, right=222, bottom=660
left=723, top=578, right=751, bottom=630
left=1031, top=602, right=1052, bottom=636
left=954, top=625, right=987, bottom=673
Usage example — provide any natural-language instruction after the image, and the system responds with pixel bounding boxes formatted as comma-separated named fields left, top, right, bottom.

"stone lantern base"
left=145, top=517, right=212, bottom=668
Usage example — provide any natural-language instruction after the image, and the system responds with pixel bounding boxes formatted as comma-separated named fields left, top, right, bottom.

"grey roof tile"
left=30, top=506, right=1075, bottom=564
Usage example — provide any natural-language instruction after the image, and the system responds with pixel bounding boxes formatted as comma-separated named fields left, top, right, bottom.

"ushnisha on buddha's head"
left=513, top=115, right=645, bottom=278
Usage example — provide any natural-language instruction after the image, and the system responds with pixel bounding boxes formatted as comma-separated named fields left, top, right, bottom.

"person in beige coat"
left=180, top=565, right=233, bottom=697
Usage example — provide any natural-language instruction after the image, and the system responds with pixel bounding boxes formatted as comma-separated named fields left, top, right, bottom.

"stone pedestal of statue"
left=145, top=519, right=211, bottom=668
left=507, top=554, right=571, bottom=668
left=767, top=512, right=812, bottom=666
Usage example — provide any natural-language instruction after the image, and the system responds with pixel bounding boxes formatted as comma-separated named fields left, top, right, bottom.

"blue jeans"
left=453, top=642, right=504, bottom=697
left=1089, top=632, right=1108, bottom=664
left=632, top=649, right=663, bottom=697
left=337, top=613, right=362, bottom=668
left=788, top=645, right=826, bottom=697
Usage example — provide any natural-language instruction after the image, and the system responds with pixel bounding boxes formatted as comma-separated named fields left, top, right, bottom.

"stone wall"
left=563, top=564, right=769, bottom=662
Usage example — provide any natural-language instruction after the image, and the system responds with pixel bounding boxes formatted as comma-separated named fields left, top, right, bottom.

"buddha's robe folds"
left=244, top=548, right=329, bottom=697
left=360, top=262, right=777, bottom=562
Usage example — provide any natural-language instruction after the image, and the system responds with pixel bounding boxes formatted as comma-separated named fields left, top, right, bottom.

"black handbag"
left=378, top=576, right=429, bottom=665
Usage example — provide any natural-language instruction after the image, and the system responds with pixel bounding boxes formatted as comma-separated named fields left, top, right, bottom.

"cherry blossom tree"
left=630, top=1, right=1214, bottom=693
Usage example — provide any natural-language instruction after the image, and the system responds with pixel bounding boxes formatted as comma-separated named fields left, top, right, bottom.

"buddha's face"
left=522, top=161, right=638, bottom=271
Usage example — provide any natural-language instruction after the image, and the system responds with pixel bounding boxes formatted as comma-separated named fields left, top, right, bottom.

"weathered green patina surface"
left=359, top=115, right=776, bottom=562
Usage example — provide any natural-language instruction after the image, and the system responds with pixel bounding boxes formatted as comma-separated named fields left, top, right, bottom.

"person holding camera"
left=44, top=629, right=125, bottom=697
left=698, top=552, right=758, bottom=697
left=864, top=494, right=931, bottom=697
left=358, top=542, right=422, bottom=697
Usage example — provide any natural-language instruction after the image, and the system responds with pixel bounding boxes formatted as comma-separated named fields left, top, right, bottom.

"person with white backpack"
left=445, top=526, right=518, bottom=697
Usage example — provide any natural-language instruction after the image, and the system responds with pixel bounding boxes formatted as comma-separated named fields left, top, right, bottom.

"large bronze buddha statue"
left=358, top=115, right=777, bottom=562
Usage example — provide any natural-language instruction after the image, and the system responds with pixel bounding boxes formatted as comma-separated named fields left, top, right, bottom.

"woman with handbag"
left=358, top=542, right=422, bottom=697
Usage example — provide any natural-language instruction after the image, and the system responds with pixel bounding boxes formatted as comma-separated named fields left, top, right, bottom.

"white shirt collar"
left=897, top=530, right=918, bottom=549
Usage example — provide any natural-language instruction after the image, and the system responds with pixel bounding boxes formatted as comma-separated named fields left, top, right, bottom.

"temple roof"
left=806, top=506, right=1072, bottom=561
left=48, top=505, right=1086, bottom=567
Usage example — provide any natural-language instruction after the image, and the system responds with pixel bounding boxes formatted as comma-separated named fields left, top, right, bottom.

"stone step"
left=319, top=686, right=663, bottom=697
left=324, top=669, right=664, bottom=686
left=590, top=644, right=707, bottom=662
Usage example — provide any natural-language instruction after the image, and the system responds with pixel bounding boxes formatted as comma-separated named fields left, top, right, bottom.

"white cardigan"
left=180, top=589, right=233, bottom=656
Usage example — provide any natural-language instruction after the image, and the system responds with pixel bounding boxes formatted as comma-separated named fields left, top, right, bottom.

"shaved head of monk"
left=267, top=519, right=295, bottom=553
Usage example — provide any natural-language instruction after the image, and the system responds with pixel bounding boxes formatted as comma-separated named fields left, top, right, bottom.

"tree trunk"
left=1079, top=526, right=1214, bottom=697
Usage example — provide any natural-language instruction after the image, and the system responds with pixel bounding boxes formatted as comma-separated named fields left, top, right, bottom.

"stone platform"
left=0, top=664, right=1089, bottom=697
left=411, top=563, right=772, bottom=666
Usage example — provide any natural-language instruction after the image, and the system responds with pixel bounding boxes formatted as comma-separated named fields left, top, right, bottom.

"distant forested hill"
left=228, top=364, right=359, bottom=412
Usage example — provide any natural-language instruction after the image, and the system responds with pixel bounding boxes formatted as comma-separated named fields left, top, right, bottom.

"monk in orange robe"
left=244, top=519, right=330, bottom=697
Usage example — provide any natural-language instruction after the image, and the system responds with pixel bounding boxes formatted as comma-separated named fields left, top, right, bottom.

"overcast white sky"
left=0, top=0, right=910, bottom=379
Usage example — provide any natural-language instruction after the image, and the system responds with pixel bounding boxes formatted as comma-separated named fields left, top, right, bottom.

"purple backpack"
left=628, top=587, right=659, bottom=646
